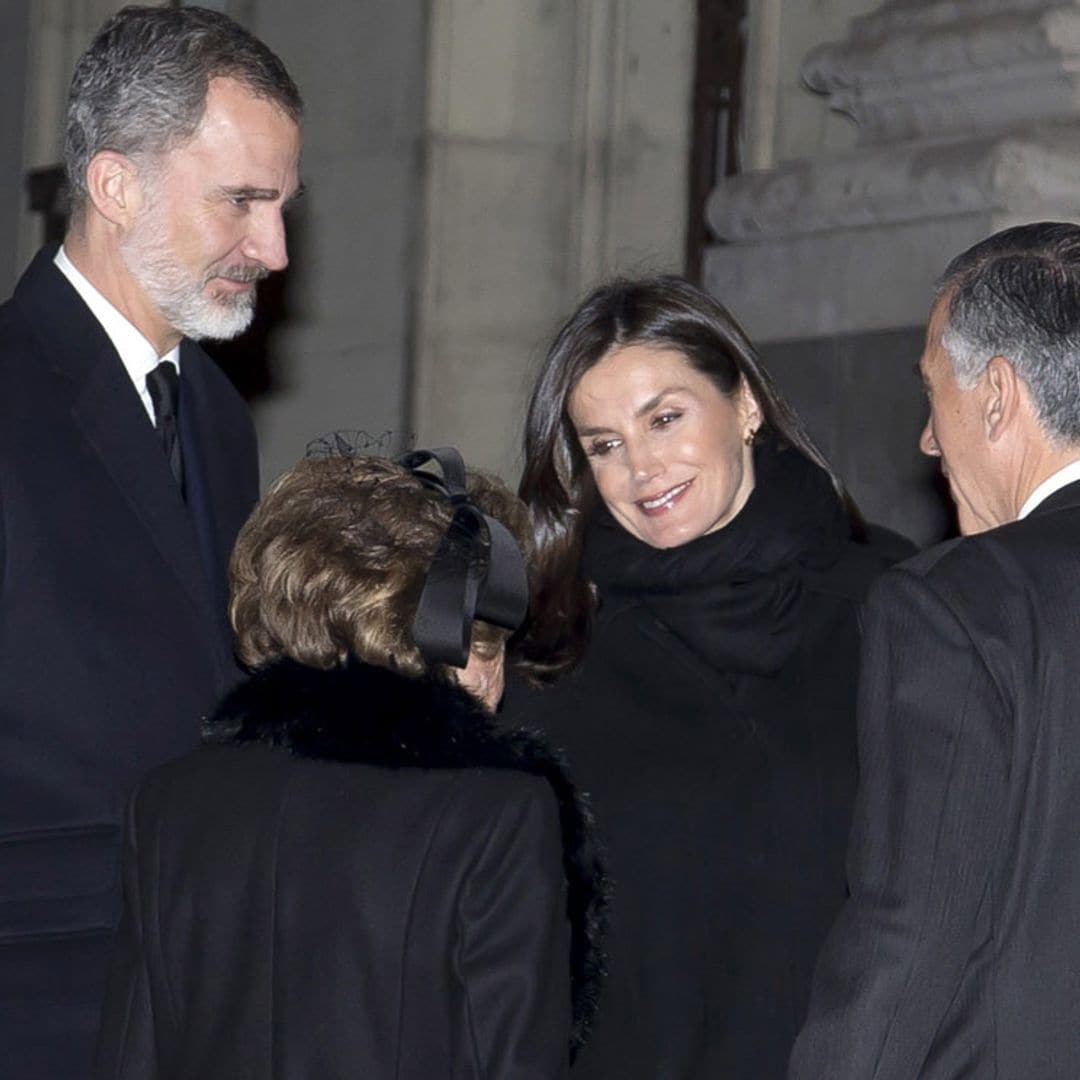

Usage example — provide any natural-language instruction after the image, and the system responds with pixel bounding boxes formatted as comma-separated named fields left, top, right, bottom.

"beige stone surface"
left=413, top=0, right=694, bottom=485
left=709, top=0, right=1080, bottom=342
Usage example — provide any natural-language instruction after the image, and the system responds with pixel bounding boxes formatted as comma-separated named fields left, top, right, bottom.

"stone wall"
left=411, top=0, right=696, bottom=482
left=240, top=0, right=428, bottom=485
left=0, top=0, right=30, bottom=292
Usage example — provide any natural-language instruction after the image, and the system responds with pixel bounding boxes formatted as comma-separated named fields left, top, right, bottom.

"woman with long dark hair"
left=509, top=276, right=909, bottom=1078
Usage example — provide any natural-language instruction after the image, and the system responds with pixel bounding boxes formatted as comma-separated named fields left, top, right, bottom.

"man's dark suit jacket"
left=789, top=479, right=1080, bottom=1079
left=0, top=248, right=258, bottom=1076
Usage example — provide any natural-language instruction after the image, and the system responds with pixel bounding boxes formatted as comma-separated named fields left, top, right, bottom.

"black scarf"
left=203, top=658, right=607, bottom=1057
left=583, top=440, right=850, bottom=676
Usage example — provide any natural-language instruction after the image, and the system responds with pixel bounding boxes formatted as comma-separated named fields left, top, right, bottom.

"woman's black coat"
left=95, top=660, right=606, bottom=1080
left=507, top=442, right=910, bottom=1079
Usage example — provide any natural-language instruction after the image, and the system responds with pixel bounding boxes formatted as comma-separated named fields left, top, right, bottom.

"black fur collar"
left=204, top=658, right=607, bottom=1056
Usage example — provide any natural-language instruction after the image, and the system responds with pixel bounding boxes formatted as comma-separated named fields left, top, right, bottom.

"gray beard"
left=119, top=210, right=264, bottom=342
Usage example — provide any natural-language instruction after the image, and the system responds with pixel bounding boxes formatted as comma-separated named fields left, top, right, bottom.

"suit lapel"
left=69, top=362, right=218, bottom=623
left=15, top=248, right=223, bottom=660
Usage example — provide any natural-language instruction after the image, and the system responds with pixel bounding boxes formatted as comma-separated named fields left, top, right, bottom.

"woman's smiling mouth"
left=637, top=479, right=693, bottom=516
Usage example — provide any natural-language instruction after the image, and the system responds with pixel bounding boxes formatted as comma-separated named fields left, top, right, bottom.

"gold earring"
left=744, top=428, right=757, bottom=446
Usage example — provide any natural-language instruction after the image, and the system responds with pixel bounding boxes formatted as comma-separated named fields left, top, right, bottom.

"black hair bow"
left=399, top=448, right=528, bottom=668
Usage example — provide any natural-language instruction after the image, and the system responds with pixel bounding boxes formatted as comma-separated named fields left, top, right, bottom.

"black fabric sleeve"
left=789, top=567, right=1010, bottom=1079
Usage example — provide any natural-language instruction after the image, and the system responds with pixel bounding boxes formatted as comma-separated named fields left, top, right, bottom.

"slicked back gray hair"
left=936, top=221, right=1080, bottom=444
left=64, top=4, right=302, bottom=217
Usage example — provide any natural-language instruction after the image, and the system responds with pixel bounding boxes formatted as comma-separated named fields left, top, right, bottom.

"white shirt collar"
left=54, top=246, right=179, bottom=421
left=1018, top=457, right=1080, bottom=519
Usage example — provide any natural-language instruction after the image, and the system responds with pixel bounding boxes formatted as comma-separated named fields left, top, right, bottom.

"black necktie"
left=146, top=361, right=184, bottom=492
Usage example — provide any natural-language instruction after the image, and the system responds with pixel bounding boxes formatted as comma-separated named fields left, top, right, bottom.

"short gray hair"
left=64, top=5, right=303, bottom=215
left=936, top=221, right=1080, bottom=444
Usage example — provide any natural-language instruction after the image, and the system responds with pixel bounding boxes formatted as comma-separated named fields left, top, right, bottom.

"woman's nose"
left=626, top=441, right=663, bottom=483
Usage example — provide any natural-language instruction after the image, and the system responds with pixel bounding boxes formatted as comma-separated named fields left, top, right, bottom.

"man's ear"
left=984, top=354, right=1020, bottom=442
left=84, top=150, right=144, bottom=227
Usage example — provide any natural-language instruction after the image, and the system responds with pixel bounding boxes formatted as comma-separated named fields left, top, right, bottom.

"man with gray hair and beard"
left=789, top=221, right=1080, bottom=1079
left=0, top=6, right=301, bottom=1074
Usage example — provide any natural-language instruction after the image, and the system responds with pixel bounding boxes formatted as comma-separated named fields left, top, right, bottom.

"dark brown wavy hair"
left=515, top=274, right=857, bottom=680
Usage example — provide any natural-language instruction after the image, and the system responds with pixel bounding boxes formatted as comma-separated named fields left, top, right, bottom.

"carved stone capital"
left=708, top=121, right=1080, bottom=241
left=704, top=0, right=1080, bottom=340
left=803, top=2, right=1080, bottom=143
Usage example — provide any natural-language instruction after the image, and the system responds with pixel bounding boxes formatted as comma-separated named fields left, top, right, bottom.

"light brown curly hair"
left=229, top=454, right=531, bottom=677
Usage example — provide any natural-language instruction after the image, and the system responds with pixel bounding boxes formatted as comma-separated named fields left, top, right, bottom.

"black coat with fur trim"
left=95, top=660, right=607, bottom=1080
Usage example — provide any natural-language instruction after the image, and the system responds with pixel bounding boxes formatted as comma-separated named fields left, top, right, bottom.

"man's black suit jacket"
left=0, top=249, right=259, bottom=1076
left=789, top=479, right=1080, bottom=1079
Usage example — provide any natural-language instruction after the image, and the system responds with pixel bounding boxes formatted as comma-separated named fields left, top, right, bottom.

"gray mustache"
left=215, top=265, right=269, bottom=284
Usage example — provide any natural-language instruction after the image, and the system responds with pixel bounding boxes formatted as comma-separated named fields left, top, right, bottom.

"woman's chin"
left=632, top=517, right=705, bottom=550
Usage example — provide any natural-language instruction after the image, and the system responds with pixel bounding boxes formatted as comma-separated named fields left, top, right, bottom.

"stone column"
left=1, top=0, right=31, bottom=293
left=242, top=0, right=429, bottom=485
left=704, top=0, right=1080, bottom=543
left=16, top=1, right=127, bottom=274
left=411, top=0, right=694, bottom=483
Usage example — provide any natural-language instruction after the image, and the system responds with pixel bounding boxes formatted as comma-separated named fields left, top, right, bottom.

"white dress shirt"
left=54, top=246, right=179, bottom=424
left=1018, top=457, right=1080, bottom=519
